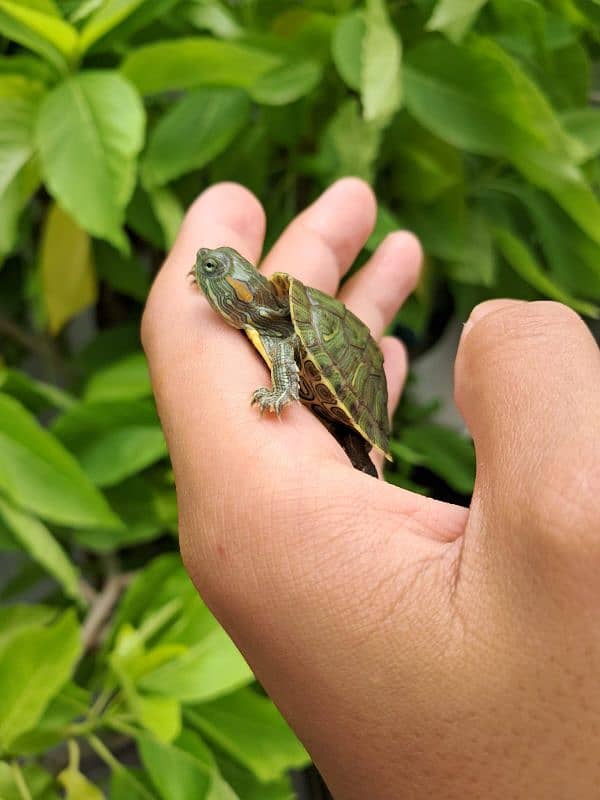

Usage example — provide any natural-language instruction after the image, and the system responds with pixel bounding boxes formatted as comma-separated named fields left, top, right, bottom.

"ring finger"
left=337, top=231, right=422, bottom=340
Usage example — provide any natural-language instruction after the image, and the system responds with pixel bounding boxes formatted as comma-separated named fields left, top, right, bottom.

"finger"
left=260, top=177, right=377, bottom=295
left=337, top=232, right=422, bottom=339
left=163, top=182, right=265, bottom=282
left=382, top=336, right=409, bottom=418
left=455, top=299, right=600, bottom=555
left=371, top=336, right=408, bottom=475
left=142, top=181, right=268, bottom=475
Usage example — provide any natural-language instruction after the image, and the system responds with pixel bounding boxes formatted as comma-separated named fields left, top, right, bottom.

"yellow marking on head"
left=245, top=328, right=272, bottom=369
left=226, top=275, right=254, bottom=303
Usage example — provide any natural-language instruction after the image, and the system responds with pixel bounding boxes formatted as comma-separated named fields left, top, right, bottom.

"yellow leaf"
left=58, top=767, right=106, bottom=800
left=40, top=202, right=97, bottom=334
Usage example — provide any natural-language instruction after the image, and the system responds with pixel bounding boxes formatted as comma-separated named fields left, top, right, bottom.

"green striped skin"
left=194, top=246, right=292, bottom=338
left=193, top=247, right=391, bottom=469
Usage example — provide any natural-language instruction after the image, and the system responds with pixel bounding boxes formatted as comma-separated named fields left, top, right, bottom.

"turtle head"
left=192, top=246, right=263, bottom=329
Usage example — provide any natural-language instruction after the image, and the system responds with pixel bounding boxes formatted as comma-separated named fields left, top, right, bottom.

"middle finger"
left=260, top=177, right=377, bottom=294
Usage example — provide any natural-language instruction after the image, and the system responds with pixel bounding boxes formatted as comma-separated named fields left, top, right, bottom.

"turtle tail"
left=330, top=423, right=378, bottom=478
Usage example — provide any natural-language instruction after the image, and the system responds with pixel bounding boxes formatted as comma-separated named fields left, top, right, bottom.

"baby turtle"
left=192, top=246, right=391, bottom=477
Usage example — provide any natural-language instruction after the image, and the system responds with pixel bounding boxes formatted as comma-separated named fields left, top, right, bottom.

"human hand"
left=142, top=179, right=600, bottom=799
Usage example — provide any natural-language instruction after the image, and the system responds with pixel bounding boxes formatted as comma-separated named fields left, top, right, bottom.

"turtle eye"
left=204, top=258, right=217, bottom=272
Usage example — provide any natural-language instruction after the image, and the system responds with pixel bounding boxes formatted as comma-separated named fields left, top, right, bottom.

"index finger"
left=142, top=183, right=273, bottom=473
left=142, top=182, right=344, bottom=489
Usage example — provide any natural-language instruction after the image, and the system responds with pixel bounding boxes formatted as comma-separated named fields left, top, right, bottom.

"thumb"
left=455, top=299, right=600, bottom=552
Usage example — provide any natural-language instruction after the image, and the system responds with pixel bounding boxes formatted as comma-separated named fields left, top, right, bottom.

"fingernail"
left=462, top=299, right=526, bottom=338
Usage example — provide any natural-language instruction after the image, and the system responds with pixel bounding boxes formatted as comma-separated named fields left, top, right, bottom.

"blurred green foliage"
left=0, top=0, right=599, bottom=797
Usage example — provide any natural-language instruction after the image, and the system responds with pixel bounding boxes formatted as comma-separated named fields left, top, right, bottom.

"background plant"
left=0, top=0, right=599, bottom=798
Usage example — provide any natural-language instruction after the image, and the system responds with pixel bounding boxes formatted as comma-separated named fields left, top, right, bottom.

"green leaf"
left=0, top=77, right=41, bottom=257
left=176, top=729, right=239, bottom=800
left=445, top=208, right=496, bottom=286
left=0, top=0, right=78, bottom=72
left=361, top=0, right=402, bottom=123
left=396, top=424, right=475, bottom=495
left=0, top=604, right=56, bottom=648
left=137, top=732, right=213, bottom=800
left=121, top=38, right=281, bottom=96
left=40, top=202, right=97, bottom=334
left=0, top=393, right=122, bottom=529
left=427, top=0, right=489, bottom=42
left=217, top=757, right=294, bottom=800
left=404, top=37, right=600, bottom=243
left=187, top=689, right=309, bottom=782
left=84, top=352, right=151, bottom=402
left=139, top=627, right=253, bottom=703
left=486, top=179, right=600, bottom=298
left=514, top=148, right=600, bottom=248
left=142, top=88, right=250, bottom=188
left=70, top=474, right=176, bottom=552
left=404, top=37, right=571, bottom=158
left=94, top=240, right=150, bottom=302
left=0, top=78, right=41, bottom=195
left=0, top=761, right=57, bottom=800
left=0, top=609, right=80, bottom=750
left=147, top=186, right=183, bottom=250
left=81, top=0, right=180, bottom=52
left=126, top=185, right=168, bottom=249
left=561, top=107, right=600, bottom=162
left=0, top=366, right=75, bottom=413
left=0, top=52, right=56, bottom=83
left=250, top=59, right=322, bottom=105
left=138, top=694, right=182, bottom=743
left=320, top=99, right=381, bottom=182
left=185, top=1, right=243, bottom=39
left=80, top=0, right=152, bottom=53
left=77, top=426, right=167, bottom=488
left=52, top=398, right=166, bottom=487
left=389, top=116, right=463, bottom=203
left=0, top=496, right=81, bottom=599
left=73, top=323, right=140, bottom=378
left=331, top=11, right=364, bottom=90
left=36, top=71, right=145, bottom=249
left=10, top=681, right=90, bottom=754
left=110, top=768, right=158, bottom=800
left=493, top=226, right=600, bottom=317
left=110, top=553, right=183, bottom=634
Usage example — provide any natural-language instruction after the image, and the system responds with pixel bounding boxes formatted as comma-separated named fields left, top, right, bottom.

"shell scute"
left=285, top=275, right=390, bottom=457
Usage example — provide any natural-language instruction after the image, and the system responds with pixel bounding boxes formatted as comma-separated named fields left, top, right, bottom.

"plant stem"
left=0, top=312, right=69, bottom=384
left=0, top=314, right=49, bottom=357
left=10, top=762, right=33, bottom=800
left=106, top=717, right=139, bottom=738
left=81, top=557, right=135, bottom=651
left=89, top=685, right=116, bottom=718
left=86, top=734, right=122, bottom=773
left=67, top=738, right=80, bottom=770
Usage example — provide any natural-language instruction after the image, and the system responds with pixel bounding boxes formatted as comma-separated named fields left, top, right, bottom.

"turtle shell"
left=270, top=272, right=391, bottom=459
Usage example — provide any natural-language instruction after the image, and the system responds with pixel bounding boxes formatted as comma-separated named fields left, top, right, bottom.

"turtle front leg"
left=251, top=335, right=299, bottom=415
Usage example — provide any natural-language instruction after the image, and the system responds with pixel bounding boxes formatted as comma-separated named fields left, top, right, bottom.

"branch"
left=81, top=562, right=135, bottom=652
left=0, top=312, right=70, bottom=384
left=0, top=313, right=49, bottom=357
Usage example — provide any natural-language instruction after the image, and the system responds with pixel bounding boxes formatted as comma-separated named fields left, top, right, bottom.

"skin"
left=142, top=178, right=600, bottom=799
left=193, top=245, right=388, bottom=476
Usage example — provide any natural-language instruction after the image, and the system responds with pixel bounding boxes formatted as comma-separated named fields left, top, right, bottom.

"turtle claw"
left=251, top=387, right=297, bottom=416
